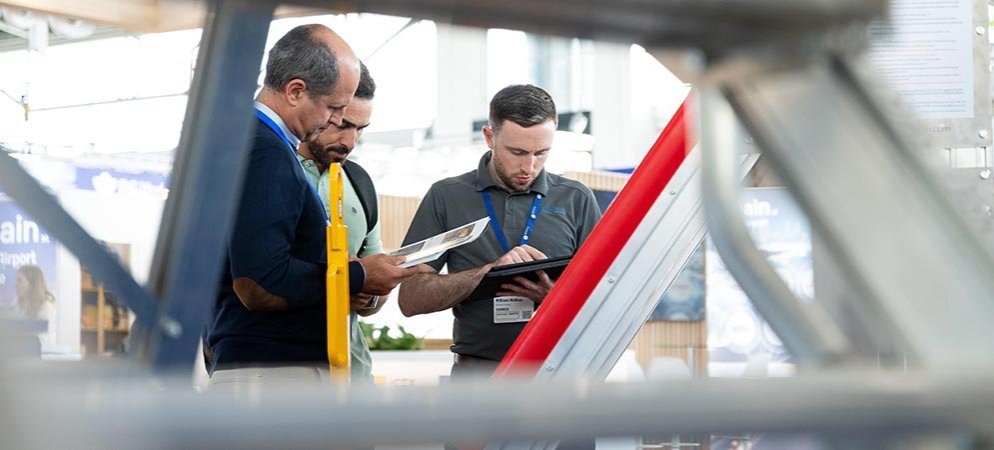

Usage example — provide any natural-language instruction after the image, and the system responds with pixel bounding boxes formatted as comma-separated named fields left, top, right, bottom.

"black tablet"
left=468, top=255, right=573, bottom=301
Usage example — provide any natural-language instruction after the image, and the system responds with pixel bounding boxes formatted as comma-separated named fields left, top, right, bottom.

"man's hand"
left=358, top=254, right=419, bottom=296
left=493, top=245, right=554, bottom=304
left=497, top=270, right=555, bottom=304
left=350, top=292, right=375, bottom=310
left=493, top=245, right=547, bottom=266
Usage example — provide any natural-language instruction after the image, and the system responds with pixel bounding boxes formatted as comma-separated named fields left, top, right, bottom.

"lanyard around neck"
left=255, top=109, right=295, bottom=154
left=481, top=191, right=543, bottom=253
left=255, top=109, right=329, bottom=222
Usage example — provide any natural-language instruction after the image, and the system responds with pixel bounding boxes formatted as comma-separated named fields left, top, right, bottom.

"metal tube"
left=312, top=0, right=887, bottom=50
left=148, top=0, right=276, bottom=371
left=5, top=367, right=992, bottom=449
left=697, top=87, right=850, bottom=367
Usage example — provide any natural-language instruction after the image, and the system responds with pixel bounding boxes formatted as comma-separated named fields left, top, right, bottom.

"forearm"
left=232, top=256, right=328, bottom=311
left=233, top=277, right=289, bottom=311
left=398, top=265, right=491, bottom=317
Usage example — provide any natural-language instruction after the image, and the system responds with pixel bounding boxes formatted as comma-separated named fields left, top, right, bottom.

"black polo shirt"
left=402, top=151, right=602, bottom=361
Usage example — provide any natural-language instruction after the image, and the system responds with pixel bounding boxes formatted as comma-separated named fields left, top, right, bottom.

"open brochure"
left=388, top=217, right=490, bottom=268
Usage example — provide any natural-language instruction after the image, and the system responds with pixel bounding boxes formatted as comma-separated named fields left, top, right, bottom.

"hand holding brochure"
left=388, top=217, right=490, bottom=268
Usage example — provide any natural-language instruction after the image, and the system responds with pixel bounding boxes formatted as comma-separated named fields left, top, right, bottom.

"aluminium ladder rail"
left=488, top=100, right=760, bottom=450
left=494, top=100, right=801, bottom=385
left=494, top=100, right=695, bottom=379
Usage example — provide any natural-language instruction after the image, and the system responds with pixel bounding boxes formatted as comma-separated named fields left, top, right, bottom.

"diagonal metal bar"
left=148, top=0, right=275, bottom=371
left=720, top=54, right=994, bottom=369
left=0, top=150, right=159, bottom=328
left=699, top=87, right=851, bottom=367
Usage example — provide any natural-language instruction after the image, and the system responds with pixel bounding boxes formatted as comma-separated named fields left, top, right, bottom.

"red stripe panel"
left=493, top=97, right=694, bottom=379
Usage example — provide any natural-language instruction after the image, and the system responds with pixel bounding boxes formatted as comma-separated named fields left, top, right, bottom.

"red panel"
left=493, top=97, right=694, bottom=379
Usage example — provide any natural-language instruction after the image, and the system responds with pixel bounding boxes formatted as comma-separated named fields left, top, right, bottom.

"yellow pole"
left=326, top=162, right=350, bottom=382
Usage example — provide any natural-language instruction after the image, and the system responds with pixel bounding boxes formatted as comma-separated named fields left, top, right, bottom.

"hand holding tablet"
left=467, top=254, right=573, bottom=302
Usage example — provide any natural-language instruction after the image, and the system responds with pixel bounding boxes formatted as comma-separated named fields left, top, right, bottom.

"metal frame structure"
left=713, top=52, right=994, bottom=369
left=3, top=0, right=994, bottom=449
left=147, top=0, right=276, bottom=371
left=3, top=362, right=993, bottom=449
left=698, top=88, right=852, bottom=368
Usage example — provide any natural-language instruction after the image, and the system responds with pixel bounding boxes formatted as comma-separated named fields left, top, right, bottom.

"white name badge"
left=493, top=296, right=535, bottom=324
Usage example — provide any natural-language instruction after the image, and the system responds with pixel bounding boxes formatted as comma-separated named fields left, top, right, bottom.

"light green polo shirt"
left=298, top=155, right=383, bottom=383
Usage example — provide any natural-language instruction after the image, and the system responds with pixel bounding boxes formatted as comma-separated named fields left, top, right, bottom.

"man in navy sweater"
left=204, top=24, right=416, bottom=387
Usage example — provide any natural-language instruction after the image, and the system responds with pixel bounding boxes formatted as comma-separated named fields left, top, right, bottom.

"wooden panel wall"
left=628, top=321, right=708, bottom=377
left=562, top=170, right=630, bottom=192
left=377, top=195, right=423, bottom=251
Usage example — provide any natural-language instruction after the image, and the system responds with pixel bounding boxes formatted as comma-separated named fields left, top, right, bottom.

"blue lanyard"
left=254, top=109, right=295, bottom=153
left=481, top=191, right=543, bottom=253
left=254, top=109, right=330, bottom=222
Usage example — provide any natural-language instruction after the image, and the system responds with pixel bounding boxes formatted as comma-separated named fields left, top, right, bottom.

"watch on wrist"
left=363, top=295, right=380, bottom=310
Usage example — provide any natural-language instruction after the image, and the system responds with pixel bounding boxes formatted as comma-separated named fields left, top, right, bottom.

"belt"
left=453, top=353, right=498, bottom=366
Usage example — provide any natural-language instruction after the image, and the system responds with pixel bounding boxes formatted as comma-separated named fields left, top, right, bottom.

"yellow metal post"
left=326, top=162, right=350, bottom=381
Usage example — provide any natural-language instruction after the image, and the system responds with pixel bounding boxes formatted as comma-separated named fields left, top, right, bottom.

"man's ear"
left=483, top=125, right=495, bottom=150
left=285, top=79, right=307, bottom=107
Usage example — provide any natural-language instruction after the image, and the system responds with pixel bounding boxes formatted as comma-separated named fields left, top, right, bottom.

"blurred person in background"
left=15, top=265, right=56, bottom=350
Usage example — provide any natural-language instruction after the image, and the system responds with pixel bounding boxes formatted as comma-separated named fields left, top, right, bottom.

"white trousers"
left=207, top=365, right=330, bottom=398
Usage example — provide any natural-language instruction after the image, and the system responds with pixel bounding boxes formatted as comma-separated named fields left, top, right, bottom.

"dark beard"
left=493, top=154, right=530, bottom=192
left=307, top=142, right=349, bottom=169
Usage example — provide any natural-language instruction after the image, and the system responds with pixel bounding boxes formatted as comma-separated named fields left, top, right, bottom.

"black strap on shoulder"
left=342, top=160, right=378, bottom=251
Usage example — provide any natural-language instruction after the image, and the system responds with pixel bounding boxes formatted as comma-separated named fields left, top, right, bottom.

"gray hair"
left=264, top=24, right=339, bottom=97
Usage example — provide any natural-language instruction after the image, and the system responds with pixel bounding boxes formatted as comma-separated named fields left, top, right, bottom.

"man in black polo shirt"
left=398, top=84, right=602, bottom=380
left=204, top=24, right=415, bottom=388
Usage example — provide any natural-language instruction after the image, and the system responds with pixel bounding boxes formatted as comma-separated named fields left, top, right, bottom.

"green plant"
left=359, top=321, right=423, bottom=350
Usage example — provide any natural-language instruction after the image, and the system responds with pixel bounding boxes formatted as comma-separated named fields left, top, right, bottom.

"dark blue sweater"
left=205, top=118, right=364, bottom=372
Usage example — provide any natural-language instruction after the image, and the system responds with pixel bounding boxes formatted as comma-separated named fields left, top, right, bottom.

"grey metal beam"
left=720, top=53, right=994, bottom=369
left=698, top=87, right=852, bottom=367
left=147, top=0, right=275, bottom=371
left=5, top=366, right=994, bottom=449
left=276, top=0, right=887, bottom=50
left=0, top=150, right=159, bottom=329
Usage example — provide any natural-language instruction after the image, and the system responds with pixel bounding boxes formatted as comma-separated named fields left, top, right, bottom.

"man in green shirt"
left=297, top=62, right=408, bottom=383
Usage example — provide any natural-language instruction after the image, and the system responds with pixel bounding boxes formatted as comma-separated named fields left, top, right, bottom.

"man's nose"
left=522, top=155, right=536, bottom=173
left=327, top=110, right=344, bottom=128
left=342, top=129, right=358, bottom=150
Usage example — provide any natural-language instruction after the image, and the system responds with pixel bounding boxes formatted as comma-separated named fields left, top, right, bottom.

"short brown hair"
left=488, top=84, right=557, bottom=133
